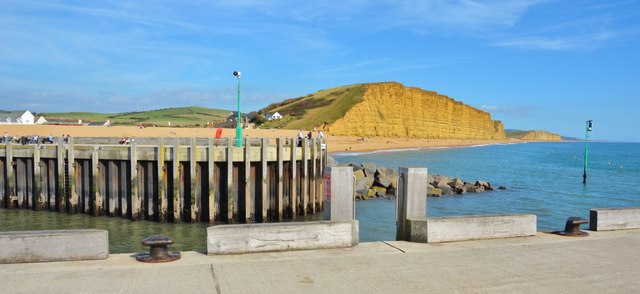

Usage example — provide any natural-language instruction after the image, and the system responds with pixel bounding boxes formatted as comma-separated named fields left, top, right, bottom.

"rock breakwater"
left=336, top=161, right=505, bottom=200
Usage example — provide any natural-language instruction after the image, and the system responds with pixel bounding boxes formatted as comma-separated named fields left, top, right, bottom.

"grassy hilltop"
left=42, top=106, right=230, bottom=127
left=258, top=84, right=367, bottom=130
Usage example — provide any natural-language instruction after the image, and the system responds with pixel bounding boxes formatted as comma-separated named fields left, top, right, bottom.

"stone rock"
left=453, top=186, right=467, bottom=195
left=439, top=185, right=453, bottom=195
left=498, top=186, right=507, bottom=190
left=427, top=174, right=435, bottom=185
left=356, top=175, right=374, bottom=192
left=377, top=175, right=392, bottom=188
left=467, top=186, right=485, bottom=193
left=365, top=188, right=376, bottom=199
left=354, top=169, right=365, bottom=181
left=363, top=163, right=377, bottom=177
left=350, top=163, right=364, bottom=172
left=372, top=186, right=387, bottom=197
left=326, top=156, right=337, bottom=167
left=427, top=186, right=443, bottom=197
left=433, top=175, right=450, bottom=188
left=450, top=178, right=465, bottom=188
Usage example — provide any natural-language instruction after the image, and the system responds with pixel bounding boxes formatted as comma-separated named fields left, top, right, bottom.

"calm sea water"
left=2, top=142, right=638, bottom=251
left=335, top=142, right=640, bottom=242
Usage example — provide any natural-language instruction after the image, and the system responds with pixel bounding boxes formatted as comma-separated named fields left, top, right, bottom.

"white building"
left=0, top=110, right=35, bottom=124
left=265, top=112, right=283, bottom=121
left=35, top=116, right=47, bottom=125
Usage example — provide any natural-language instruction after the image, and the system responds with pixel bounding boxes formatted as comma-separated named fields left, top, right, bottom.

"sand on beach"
left=0, top=124, right=519, bottom=153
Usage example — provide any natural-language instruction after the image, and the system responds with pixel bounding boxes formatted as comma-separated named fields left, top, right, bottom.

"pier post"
left=290, top=138, right=297, bottom=219
left=130, top=140, right=140, bottom=220
left=34, top=146, right=44, bottom=210
left=322, top=166, right=354, bottom=221
left=68, top=137, right=77, bottom=213
left=396, top=167, right=428, bottom=241
left=244, top=137, right=251, bottom=223
left=107, top=161, right=117, bottom=216
left=302, top=138, right=308, bottom=215
left=0, top=151, right=4, bottom=208
left=5, top=142, right=15, bottom=208
left=260, top=138, right=268, bottom=222
left=172, top=138, right=181, bottom=222
left=226, top=138, right=234, bottom=223
left=208, top=138, right=215, bottom=224
left=277, top=138, right=284, bottom=221
left=16, top=158, right=26, bottom=208
left=310, top=138, right=317, bottom=213
left=47, top=159, right=56, bottom=210
left=91, top=146, right=102, bottom=216
left=157, top=140, right=167, bottom=222
left=56, top=140, right=66, bottom=212
left=190, top=138, right=199, bottom=222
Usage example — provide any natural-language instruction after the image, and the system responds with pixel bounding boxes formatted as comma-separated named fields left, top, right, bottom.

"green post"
left=234, top=71, right=242, bottom=147
left=583, top=119, right=593, bottom=184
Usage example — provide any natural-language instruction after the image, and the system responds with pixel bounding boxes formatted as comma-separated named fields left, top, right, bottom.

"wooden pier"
left=0, top=137, right=327, bottom=223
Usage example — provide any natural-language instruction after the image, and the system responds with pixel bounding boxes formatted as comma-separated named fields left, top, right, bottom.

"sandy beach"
left=0, top=125, right=519, bottom=153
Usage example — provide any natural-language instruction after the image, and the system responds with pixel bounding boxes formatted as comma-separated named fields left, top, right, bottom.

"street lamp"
left=583, top=119, right=593, bottom=184
left=233, top=71, right=242, bottom=147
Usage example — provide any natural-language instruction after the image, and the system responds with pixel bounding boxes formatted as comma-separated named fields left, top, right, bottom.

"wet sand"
left=0, top=125, right=520, bottom=153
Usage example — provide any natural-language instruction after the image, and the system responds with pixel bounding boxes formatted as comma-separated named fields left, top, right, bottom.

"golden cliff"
left=519, top=131, right=562, bottom=141
left=327, top=82, right=506, bottom=140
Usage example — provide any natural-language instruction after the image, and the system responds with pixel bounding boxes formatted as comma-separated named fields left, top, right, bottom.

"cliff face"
left=519, top=131, right=562, bottom=141
left=328, top=82, right=506, bottom=140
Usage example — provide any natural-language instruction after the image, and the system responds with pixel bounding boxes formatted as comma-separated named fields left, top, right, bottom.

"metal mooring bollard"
left=135, top=235, right=181, bottom=262
left=553, top=216, right=589, bottom=237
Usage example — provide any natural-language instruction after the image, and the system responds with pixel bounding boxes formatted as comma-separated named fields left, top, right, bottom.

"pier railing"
left=0, top=137, right=327, bottom=224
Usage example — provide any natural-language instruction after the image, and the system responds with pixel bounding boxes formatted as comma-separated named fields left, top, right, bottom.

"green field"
left=41, top=106, right=231, bottom=127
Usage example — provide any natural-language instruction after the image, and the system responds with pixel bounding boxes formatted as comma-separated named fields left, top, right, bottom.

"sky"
left=1, top=0, right=639, bottom=142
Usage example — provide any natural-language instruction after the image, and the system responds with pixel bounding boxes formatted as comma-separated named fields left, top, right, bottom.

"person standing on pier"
left=3, top=132, right=7, bottom=143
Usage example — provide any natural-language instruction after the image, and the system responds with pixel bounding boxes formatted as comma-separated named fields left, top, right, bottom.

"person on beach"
left=317, top=130, right=324, bottom=140
left=306, top=131, right=312, bottom=146
left=48, top=134, right=54, bottom=143
left=297, top=130, right=303, bottom=147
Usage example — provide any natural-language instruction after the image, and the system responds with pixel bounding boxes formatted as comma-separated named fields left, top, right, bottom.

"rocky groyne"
left=332, top=160, right=505, bottom=199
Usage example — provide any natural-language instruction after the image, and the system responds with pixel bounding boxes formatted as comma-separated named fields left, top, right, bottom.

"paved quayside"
left=1, top=229, right=639, bottom=294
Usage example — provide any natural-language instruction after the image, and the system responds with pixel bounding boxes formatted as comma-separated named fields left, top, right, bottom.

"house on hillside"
left=0, top=110, right=35, bottom=124
left=265, top=112, right=282, bottom=121
left=35, top=116, right=47, bottom=124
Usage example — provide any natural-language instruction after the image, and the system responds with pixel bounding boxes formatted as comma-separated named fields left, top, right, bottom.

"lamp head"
left=233, top=71, right=241, bottom=79
left=587, top=120, right=593, bottom=131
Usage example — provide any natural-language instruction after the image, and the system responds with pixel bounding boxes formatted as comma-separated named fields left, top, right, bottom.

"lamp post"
left=233, top=71, right=242, bottom=147
left=583, top=119, right=593, bottom=184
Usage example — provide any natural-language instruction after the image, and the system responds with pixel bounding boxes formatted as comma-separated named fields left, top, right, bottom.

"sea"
left=1, top=142, right=638, bottom=252
left=333, top=142, right=640, bottom=242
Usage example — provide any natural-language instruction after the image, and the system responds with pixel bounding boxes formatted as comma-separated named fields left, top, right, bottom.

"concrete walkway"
left=1, top=230, right=639, bottom=294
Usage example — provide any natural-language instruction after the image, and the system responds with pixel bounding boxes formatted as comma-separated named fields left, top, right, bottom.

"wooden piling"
left=157, top=140, right=167, bottom=222
left=1, top=136, right=327, bottom=224
left=277, top=138, right=284, bottom=221
left=172, top=138, right=181, bottom=222
left=207, top=138, right=215, bottom=224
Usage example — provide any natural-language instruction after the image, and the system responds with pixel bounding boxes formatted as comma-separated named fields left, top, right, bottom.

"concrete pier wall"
left=0, top=229, right=108, bottom=264
left=590, top=207, right=640, bottom=231
left=207, top=220, right=359, bottom=254
left=409, top=214, right=537, bottom=243
left=0, top=137, right=327, bottom=224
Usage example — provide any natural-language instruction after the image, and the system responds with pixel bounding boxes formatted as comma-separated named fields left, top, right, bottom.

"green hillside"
left=258, top=84, right=366, bottom=130
left=42, top=106, right=230, bottom=127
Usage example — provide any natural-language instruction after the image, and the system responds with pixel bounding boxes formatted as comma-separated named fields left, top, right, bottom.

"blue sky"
left=1, top=0, right=639, bottom=141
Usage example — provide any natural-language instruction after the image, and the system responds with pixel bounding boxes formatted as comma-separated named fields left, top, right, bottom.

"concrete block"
left=323, top=167, right=355, bottom=221
left=0, top=229, right=109, bottom=264
left=408, top=214, right=536, bottom=243
left=590, top=207, right=640, bottom=231
left=207, top=220, right=359, bottom=255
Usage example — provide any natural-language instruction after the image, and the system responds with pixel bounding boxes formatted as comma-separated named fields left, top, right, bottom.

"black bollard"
left=553, top=216, right=589, bottom=237
left=135, top=235, right=181, bottom=262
